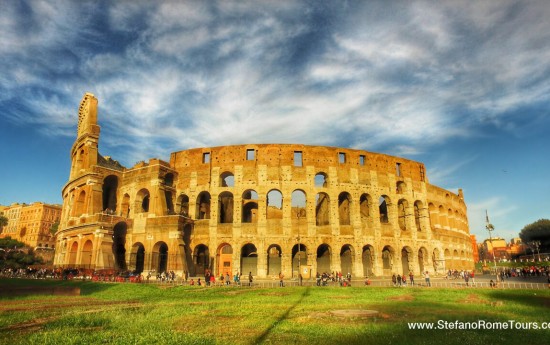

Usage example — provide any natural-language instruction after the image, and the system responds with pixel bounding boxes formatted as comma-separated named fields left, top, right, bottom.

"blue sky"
left=1, top=0, right=549, bottom=242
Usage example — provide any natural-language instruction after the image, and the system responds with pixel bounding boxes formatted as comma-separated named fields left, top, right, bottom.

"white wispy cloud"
left=2, top=0, right=550, bottom=171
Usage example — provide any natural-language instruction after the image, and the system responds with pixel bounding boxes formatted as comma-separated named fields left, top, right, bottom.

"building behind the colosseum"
left=53, top=93, right=474, bottom=278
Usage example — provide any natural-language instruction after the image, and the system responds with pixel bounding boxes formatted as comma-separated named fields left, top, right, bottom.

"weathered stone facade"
left=54, top=93, right=474, bottom=277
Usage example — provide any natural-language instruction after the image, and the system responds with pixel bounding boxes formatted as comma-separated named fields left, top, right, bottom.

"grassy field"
left=0, top=279, right=549, bottom=345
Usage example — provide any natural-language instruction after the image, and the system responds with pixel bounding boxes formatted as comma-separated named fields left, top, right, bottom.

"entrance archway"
left=217, top=244, right=233, bottom=276
left=340, top=244, right=353, bottom=275
left=267, top=244, right=282, bottom=276
left=112, top=222, right=127, bottom=270
left=130, top=243, right=145, bottom=273
left=152, top=242, right=168, bottom=273
left=362, top=245, right=374, bottom=277
left=193, top=244, right=210, bottom=276
left=241, top=243, right=258, bottom=276
left=316, top=244, right=331, bottom=274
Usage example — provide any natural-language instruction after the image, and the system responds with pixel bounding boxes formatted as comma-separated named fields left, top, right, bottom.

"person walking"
left=424, top=271, right=431, bottom=287
left=248, top=272, right=253, bottom=286
left=279, top=272, right=285, bottom=287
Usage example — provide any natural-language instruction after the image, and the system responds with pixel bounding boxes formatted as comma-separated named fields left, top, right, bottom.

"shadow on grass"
left=254, top=286, right=311, bottom=344
left=0, top=278, right=124, bottom=297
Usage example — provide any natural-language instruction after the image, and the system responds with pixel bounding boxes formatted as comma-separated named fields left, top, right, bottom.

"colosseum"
left=54, top=93, right=474, bottom=279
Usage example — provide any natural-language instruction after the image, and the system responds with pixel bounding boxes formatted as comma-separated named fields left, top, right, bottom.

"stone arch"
left=242, top=190, right=258, bottom=223
left=340, top=244, right=354, bottom=275
left=362, top=245, right=375, bottom=277
left=381, top=245, right=395, bottom=274
left=433, top=248, right=442, bottom=273
left=241, top=243, right=258, bottom=276
left=112, top=222, right=127, bottom=270
left=266, top=190, right=283, bottom=219
left=453, top=249, right=459, bottom=269
left=68, top=241, right=78, bottom=266
left=397, top=199, right=408, bottom=230
left=316, top=244, right=331, bottom=274
left=81, top=240, right=93, bottom=268
left=314, top=172, right=328, bottom=187
left=177, top=194, right=190, bottom=216
left=292, top=243, right=307, bottom=277
left=267, top=244, right=282, bottom=276
left=414, top=200, right=424, bottom=231
left=291, top=190, right=307, bottom=218
left=428, top=203, right=437, bottom=229
left=315, top=192, right=330, bottom=226
left=379, top=195, right=390, bottom=223
left=220, top=171, right=234, bottom=187
left=121, top=193, right=130, bottom=218
left=193, top=244, right=210, bottom=276
left=359, top=194, right=372, bottom=223
left=401, top=246, right=413, bottom=275
left=218, top=191, right=234, bottom=224
left=102, top=175, right=118, bottom=213
left=136, top=189, right=150, bottom=213
left=152, top=242, right=168, bottom=273
left=338, top=192, right=351, bottom=225
left=129, top=242, right=145, bottom=273
left=196, top=192, right=211, bottom=219
left=396, top=181, right=406, bottom=194
left=217, top=243, right=233, bottom=276
left=74, top=190, right=86, bottom=216
left=418, top=247, right=428, bottom=274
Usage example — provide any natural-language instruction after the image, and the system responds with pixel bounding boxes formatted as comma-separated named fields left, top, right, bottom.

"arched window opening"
left=314, top=172, right=328, bottom=187
left=102, top=175, right=118, bottom=213
left=178, top=194, right=189, bottom=216
left=396, top=181, right=406, bottom=194
left=266, top=190, right=283, bottom=219
left=220, top=172, right=234, bottom=187
left=315, top=193, right=330, bottom=226
left=242, top=190, right=258, bottom=223
left=136, top=189, right=150, bottom=213
left=418, top=247, right=428, bottom=273
left=338, top=192, right=351, bottom=225
left=398, top=199, right=408, bottom=230
left=218, top=192, right=234, bottom=223
left=121, top=194, right=130, bottom=218
left=291, top=190, right=307, bottom=218
left=196, top=192, right=211, bottom=219
left=75, top=190, right=86, bottom=216
left=414, top=201, right=423, bottom=231
left=359, top=194, right=371, bottom=222
left=379, top=196, right=390, bottom=223
left=165, top=191, right=175, bottom=215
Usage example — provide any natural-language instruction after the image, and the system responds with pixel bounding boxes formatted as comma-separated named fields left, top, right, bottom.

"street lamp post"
left=485, top=210, right=498, bottom=281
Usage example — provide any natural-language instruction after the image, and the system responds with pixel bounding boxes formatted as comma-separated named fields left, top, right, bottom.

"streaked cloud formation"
left=1, top=0, right=549, bottom=239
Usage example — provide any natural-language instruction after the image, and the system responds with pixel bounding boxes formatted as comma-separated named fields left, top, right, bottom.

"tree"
left=519, top=219, right=550, bottom=252
left=0, top=236, right=44, bottom=269
left=0, top=215, right=8, bottom=234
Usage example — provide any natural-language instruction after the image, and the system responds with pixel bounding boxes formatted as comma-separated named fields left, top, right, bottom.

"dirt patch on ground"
left=388, top=294, right=415, bottom=302
left=258, top=292, right=290, bottom=297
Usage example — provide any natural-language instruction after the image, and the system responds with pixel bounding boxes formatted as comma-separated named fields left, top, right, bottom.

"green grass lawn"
left=1, top=279, right=549, bottom=345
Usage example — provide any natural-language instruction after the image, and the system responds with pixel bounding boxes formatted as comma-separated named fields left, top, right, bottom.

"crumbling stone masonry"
left=54, top=93, right=474, bottom=278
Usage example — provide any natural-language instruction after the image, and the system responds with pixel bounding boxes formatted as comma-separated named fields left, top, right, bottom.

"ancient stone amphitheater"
left=54, top=93, right=474, bottom=279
